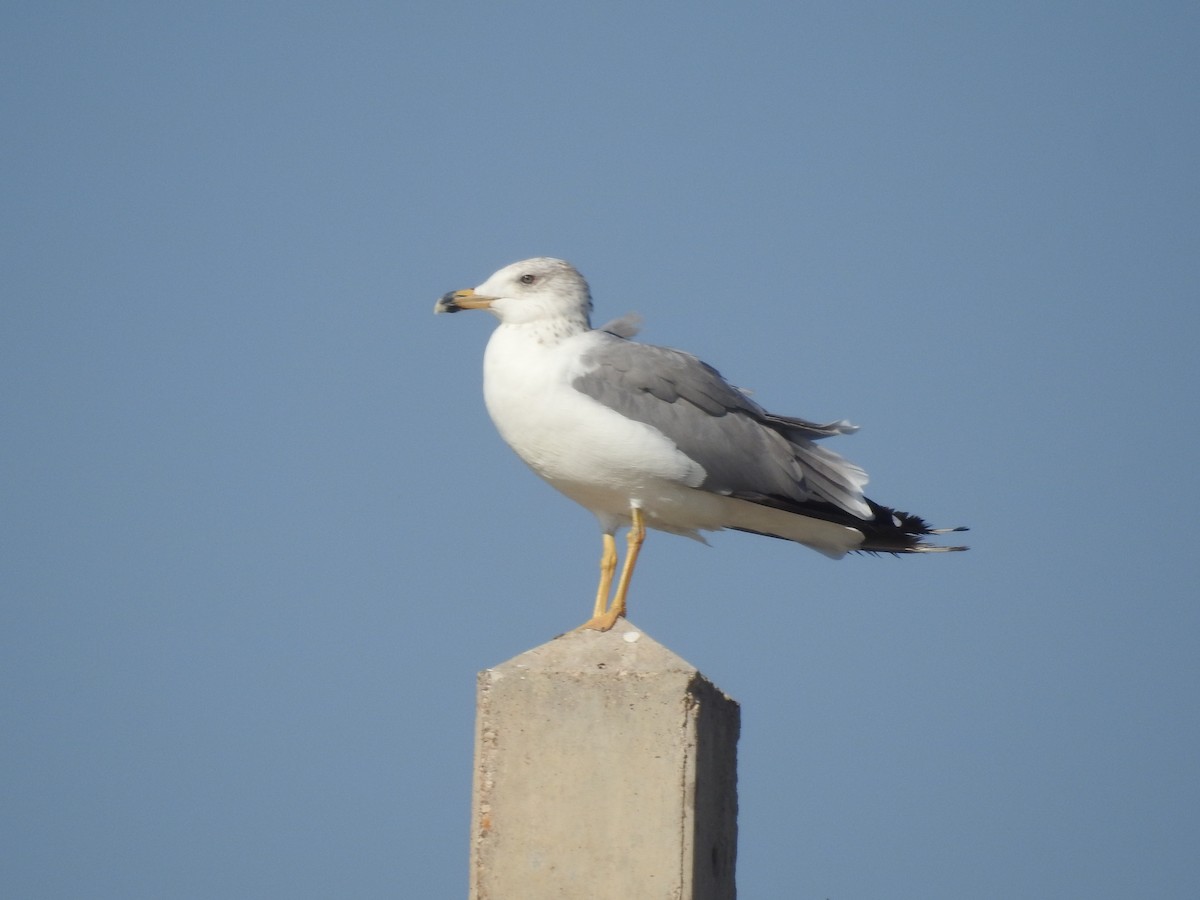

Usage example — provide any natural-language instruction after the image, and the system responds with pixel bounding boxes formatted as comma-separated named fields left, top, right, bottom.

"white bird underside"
left=435, top=257, right=966, bottom=630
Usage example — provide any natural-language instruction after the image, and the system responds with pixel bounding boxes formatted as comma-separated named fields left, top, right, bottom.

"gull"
left=435, top=258, right=966, bottom=631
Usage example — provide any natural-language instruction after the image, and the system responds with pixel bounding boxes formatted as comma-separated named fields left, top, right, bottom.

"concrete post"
left=469, top=619, right=739, bottom=900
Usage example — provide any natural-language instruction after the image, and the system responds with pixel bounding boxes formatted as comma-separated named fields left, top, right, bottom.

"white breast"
left=480, top=325, right=705, bottom=522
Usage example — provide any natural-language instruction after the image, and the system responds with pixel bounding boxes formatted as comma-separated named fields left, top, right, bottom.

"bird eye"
left=519, top=273, right=537, bottom=285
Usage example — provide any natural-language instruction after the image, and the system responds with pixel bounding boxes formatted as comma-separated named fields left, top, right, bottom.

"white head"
left=435, top=257, right=593, bottom=328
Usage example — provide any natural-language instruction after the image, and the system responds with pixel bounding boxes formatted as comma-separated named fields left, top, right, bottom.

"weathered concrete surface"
left=469, top=619, right=739, bottom=900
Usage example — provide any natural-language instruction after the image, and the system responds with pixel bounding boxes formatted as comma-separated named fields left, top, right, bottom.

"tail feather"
left=729, top=491, right=969, bottom=555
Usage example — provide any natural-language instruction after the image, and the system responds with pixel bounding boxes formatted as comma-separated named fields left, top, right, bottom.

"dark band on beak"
left=434, top=288, right=495, bottom=314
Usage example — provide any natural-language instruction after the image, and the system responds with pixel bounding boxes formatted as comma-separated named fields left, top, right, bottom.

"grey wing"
left=573, top=333, right=871, bottom=518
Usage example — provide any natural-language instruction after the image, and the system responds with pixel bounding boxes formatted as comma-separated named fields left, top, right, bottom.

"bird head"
left=435, top=257, right=593, bottom=327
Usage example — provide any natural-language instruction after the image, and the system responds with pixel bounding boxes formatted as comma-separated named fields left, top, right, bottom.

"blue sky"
left=3, top=2, right=1198, bottom=897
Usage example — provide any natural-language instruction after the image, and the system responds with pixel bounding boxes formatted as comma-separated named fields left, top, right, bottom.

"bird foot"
left=573, top=609, right=624, bottom=632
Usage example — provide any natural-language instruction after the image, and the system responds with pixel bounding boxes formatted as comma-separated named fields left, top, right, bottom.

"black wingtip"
left=853, top=504, right=970, bottom=554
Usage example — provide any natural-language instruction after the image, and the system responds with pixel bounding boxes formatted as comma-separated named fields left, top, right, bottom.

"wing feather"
left=573, top=333, right=871, bottom=518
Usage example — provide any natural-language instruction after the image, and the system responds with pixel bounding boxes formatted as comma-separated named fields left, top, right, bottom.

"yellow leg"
left=608, top=506, right=645, bottom=622
left=592, top=533, right=617, bottom=618
left=577, top=507, right=645, bottom=632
